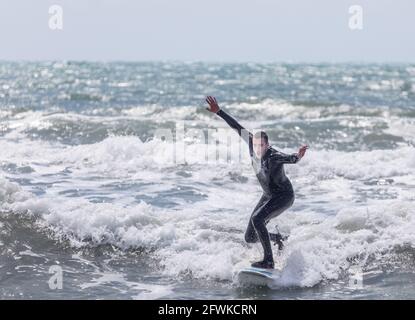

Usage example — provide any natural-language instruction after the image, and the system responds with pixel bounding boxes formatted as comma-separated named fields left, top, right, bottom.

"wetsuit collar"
left=262, top=147, right=272, bottom=160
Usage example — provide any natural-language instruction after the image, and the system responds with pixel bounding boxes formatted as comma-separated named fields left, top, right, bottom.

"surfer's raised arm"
left=205, top=95, right=252, bottom=145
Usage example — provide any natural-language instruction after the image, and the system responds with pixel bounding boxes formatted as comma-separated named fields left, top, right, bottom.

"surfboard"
left=237, top=266, right=282, bottom=287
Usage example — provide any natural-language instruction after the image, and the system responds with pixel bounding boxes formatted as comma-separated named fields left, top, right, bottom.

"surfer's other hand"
left=205, top=96, right=220, bottom=113
left=298, top=145, right=308, bottom=159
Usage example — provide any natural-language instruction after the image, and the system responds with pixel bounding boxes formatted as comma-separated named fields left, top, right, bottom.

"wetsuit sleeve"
left=216, top=109, right=253, bottom=146
left=270, top=151, right=300, bottom=164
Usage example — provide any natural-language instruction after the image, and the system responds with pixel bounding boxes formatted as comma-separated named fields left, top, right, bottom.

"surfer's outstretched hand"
left=297, top=145, right=309, bottom=159
left=205, top=96, right=220, bottom=113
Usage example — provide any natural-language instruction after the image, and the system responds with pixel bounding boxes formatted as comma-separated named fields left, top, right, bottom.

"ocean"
left=0, top=61, right=414, bottom=299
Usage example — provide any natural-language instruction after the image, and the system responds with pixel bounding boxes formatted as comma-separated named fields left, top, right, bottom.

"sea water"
left=0, top=61, right=414, bottom=299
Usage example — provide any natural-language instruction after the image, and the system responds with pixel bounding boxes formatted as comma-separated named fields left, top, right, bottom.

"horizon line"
left=0, top=59, right=414, bottom=65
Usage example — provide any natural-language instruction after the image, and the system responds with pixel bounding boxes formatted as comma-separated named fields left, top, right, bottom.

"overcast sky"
left=0, top=0, right=414, bottom=62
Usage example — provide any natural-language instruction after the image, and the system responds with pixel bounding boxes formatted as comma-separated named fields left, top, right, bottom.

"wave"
left=1, top=102, right=415, bottom=151
left=1, top=153, right=415, bottom=288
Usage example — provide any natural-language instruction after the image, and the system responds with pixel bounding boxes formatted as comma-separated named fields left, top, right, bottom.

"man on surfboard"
left=206, top=96, right=308, bottom=269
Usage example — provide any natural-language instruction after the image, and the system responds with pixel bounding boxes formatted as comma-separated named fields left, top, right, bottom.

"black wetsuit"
left=216, top=109, right=300, bottom=266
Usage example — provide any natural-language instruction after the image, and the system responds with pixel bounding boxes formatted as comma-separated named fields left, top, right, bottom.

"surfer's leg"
left=251, top=192, right=294, bottom=264
left=244, top=220, right=258, bottom=244
left=244, top=194, right=269, bottom=244
left=267, top=193, right=294, bottom=247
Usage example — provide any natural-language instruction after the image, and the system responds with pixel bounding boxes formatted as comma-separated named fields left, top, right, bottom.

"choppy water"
left=1, top=62, right=415, bottom=299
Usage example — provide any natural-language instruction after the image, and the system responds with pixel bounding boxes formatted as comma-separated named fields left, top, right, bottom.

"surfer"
left=205, top=96, right=308, bottom=269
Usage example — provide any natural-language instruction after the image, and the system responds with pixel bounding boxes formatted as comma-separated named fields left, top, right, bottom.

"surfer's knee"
left=251, top=214, right=265, bottom=229
left=245, top=236, right=255, bottom=243
left=245, top=233, right=257, bottom=243
left=289, top=195, right=295, bottom=207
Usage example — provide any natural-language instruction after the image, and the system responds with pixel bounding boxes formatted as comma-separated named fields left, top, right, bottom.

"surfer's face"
left=253, top=137, right=268, bottom=158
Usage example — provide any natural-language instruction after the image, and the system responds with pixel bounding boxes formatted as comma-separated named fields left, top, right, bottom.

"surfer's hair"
left=253, top=131, right=268, bottom=144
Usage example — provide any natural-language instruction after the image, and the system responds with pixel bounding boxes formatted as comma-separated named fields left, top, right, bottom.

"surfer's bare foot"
left=251, top=260, right=274, bottom=269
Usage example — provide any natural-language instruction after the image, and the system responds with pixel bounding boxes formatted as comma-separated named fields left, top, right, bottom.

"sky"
left=0, top=0, right=414, bottom=62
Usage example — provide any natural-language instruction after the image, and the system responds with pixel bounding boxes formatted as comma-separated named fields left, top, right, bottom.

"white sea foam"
left=1, top=98, right=415, bottom=289
left=77, top=269, right=174, bottom=299
left=1, top=129, right=414, bottom=288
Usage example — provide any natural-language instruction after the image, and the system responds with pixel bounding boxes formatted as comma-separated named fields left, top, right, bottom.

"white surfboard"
left=237, top=267, right=282, bottom=287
